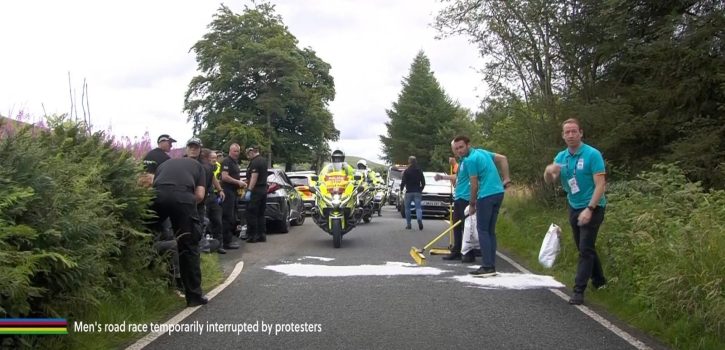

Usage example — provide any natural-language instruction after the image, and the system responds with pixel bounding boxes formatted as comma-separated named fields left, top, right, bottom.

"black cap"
left=186, top=137, right=202, bottom=147
left=157, top=134, right=177, bottom=143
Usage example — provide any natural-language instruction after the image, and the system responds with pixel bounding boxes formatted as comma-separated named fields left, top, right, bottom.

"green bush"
left=0, top=118, right=160, bottom=319
left=603, top=164, right=724, bottom=348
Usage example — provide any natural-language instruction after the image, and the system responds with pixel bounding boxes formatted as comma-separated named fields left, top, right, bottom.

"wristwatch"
left=587, top=205, right=596, bottom=211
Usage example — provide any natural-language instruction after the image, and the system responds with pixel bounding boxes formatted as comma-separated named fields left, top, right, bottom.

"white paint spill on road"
left=297, top=256, right=336, bottom=262
left=452, top=273, right=565, bottom=290
left=264, top=261, right=449, bottom=277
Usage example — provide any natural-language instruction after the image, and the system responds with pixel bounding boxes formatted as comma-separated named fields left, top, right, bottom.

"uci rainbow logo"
left=0, top=318, right=68, bottom=335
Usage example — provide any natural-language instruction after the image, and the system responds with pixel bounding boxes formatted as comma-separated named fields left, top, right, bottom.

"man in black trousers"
left=220, top=144, right=244, bottom=250
left=151, top=157, right=208, bottom=307
left=244, top=146, right=268, bottom=243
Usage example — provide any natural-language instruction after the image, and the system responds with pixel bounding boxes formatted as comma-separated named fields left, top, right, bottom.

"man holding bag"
left=544, top=118, right=607, bottom=305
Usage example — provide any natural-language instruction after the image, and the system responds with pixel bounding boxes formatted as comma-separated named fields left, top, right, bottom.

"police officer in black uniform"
left=152, top=156, right=208, bottom=307
left=245, top=146, right=268, bottom=243
left=143, top=134, right=176, bottom=174
left=220, top=144, right=244, bottom=250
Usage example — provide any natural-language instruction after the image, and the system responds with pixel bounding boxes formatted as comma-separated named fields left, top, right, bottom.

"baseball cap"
left=157, top=134, right=177, bottom=143
left=186, top=137, right=202, bottom=147
left=245, top=145, right=259, bottom=153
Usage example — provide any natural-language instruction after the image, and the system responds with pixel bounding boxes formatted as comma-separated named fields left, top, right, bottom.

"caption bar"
left=73, top=321, right=322, bottom=335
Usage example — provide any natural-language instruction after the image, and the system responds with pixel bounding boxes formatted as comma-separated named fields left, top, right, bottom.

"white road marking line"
left=496, top=252, right=651, bottom=350
left=125, top=261, right=245, bottom=350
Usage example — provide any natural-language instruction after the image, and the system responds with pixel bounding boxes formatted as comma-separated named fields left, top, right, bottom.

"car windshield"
left=423, top=173, right=452, bottom=193
left=267, top=171, right=285, bottom=184
left=424, top=174, right=450, bottom=186
left=289, top=177, right=308, bottom=186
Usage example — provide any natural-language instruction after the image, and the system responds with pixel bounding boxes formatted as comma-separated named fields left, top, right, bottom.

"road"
left=139, top=206, right=665, bottom=350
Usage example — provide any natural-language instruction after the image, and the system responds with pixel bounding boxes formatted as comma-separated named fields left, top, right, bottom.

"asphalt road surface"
left=141, top=206, right=666, bottom=350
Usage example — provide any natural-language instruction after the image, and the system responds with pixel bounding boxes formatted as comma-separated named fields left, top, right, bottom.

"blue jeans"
left=476, top=193, right=504, bottom=269
left=404, top=192, right=423, bottom=226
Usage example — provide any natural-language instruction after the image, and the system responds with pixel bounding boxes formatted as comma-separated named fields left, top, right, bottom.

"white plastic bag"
left=461, top=214, right=479, bottom=256
left=538, top=223, right=561, bottom=268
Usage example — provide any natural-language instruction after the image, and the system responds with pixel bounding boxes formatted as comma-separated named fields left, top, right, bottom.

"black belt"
left=254, top=184, right=267, bottom=188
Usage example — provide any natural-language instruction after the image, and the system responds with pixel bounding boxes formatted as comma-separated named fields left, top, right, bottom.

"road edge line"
left=125, top=260, right=245, bottom=350
left=496, top=252, right=651, bottom=350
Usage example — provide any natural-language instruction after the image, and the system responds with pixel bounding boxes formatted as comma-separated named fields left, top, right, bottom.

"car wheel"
left=278, top=202, right=291, bottom=233
left=292, top=207, right=305, bottom=226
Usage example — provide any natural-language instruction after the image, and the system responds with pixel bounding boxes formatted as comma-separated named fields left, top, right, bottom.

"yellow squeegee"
left=409, top=219, right=463, bottom=265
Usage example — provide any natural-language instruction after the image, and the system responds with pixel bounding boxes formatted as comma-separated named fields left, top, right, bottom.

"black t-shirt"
left=153, top=158, right=206, bottom=193
left=143, top=148, right=170, bottom=174
left=246, top=155, right=268, bottom=187
left=221, top=156, right=241, bottom=192
left=202, top=163, right=214, bottom=196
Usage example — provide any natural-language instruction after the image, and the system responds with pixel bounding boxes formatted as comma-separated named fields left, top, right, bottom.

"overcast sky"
left=0, top=0, right=486, bottom=164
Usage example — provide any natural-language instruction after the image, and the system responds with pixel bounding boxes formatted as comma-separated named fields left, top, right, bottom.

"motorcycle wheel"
left=332, top=219, right=342, bottom=248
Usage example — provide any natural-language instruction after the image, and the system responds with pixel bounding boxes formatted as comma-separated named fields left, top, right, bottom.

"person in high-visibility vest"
left=206, top=150, right=226, bottom=253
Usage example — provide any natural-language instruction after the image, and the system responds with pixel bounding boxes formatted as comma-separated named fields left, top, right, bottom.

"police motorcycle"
left=355, top=173, right=375, bottom=224
left=371, top=185, right=387, bottom=216
left=310, top=171, right=364, bottom=248
left=353, top=160, right=379, bottom=222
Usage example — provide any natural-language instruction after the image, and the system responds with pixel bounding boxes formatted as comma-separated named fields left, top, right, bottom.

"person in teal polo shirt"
left=437, top=139, right=511, bottom=264
left=452, top=136, right=511, bottom=276
left=544, top=118, right=607, bottom=305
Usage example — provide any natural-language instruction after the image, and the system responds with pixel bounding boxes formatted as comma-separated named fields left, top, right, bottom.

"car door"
left=279, top=171, right=303, bottom=220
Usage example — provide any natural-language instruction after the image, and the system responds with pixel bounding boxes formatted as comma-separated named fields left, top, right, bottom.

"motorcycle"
left=371, top=185, right=387, bottom=216
left=310, top=172, right=363, bottom=248
left=355, top=173, right=375, bottom=224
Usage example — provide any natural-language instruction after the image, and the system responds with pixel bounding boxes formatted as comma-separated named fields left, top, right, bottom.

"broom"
left=409, top=219, right=464, bottom=265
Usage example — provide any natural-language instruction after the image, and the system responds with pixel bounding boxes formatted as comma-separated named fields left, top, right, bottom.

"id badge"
left=568, top=177, right=580, bottom=194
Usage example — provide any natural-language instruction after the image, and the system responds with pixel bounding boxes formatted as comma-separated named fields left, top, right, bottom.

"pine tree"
left=380, top=51, right=467, bottom=171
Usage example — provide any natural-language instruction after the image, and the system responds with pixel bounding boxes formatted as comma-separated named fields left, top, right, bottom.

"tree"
left=380, top=51, right=474, bottom=171
left=437, top=0, right=725, bottom=188
left=184, top=2, right=338, bottom=168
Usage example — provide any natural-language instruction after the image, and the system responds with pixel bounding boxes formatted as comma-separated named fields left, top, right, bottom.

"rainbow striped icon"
left=0, top=318, right=68, bottom=335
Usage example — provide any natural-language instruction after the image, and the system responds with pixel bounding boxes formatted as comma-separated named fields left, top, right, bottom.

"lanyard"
left=567, top=154, right=581, bottom=178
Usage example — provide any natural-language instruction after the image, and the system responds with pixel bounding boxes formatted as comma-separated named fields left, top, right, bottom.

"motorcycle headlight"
left=374, top=194, right=383, bottom=200
left=331, top=194, right=342, bottom=207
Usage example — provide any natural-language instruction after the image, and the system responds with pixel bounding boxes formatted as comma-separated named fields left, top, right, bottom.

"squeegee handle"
left=423, top=220, right=463, bottom=251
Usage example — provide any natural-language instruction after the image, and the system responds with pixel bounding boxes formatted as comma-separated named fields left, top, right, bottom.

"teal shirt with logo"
left=455, top=149, right=496, bottom=200
left=460, top=148, right=503, bottom=200
left=554, top=143, right=607, bottom=209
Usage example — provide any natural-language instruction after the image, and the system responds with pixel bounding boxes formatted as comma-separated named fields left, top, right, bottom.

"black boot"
left=442, top=252, right=462, bottom=260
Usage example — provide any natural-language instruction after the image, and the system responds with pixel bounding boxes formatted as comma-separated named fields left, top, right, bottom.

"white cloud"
left=0, top=0, right=485, bottom=164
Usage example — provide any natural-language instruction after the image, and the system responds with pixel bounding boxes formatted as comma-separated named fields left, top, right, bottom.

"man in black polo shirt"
left=245, top=146, right=268, bottom=243
left=220, top=144, right=245, bottom=250
left=143, top=134, right=176, bottom=174
left=151, top=157, right=208, bottom=307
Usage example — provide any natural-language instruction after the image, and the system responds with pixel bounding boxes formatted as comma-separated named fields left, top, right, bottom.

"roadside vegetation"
left=0, top=117, right=223, bottom=349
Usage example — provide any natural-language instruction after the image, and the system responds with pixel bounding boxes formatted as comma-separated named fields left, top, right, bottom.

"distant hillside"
left=318, top=155, right=388, bottom=177
left=344, top=155, right=386, bottom=169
